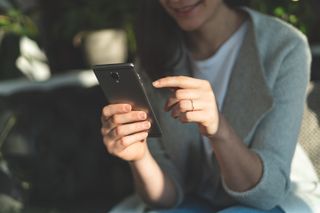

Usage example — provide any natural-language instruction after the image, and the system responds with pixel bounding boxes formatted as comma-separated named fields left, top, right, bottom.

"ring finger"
left=113, top=131, right=149, bottom=153
left=165, top=89, right=202, bottom=111
left=102, top=111, right=148, bottom=133
left=171, top=99, right=207, bottom=118
left=109, top=120, right=151, bottom=140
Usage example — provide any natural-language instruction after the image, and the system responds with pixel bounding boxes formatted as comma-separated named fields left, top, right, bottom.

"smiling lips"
left=173, top=0, right=203, bottom=16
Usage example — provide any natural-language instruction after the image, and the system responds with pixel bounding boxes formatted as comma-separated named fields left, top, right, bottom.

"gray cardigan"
left=139, top=7, right=311, bottom=211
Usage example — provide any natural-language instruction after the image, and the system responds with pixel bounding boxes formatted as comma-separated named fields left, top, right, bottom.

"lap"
left=109, top=194, right=284, bottom=213
left=147, top=197, right=213, bottom=213
left=109, top=195, right=214, bottom=213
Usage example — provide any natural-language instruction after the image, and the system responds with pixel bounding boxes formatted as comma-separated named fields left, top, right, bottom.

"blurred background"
left=0, top=0, right=319, bottom=212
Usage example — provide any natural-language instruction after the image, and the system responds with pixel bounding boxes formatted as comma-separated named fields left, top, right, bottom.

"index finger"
left=152, top=76, right=204, bottom=89
left=102, top=104, right=132, bottom=119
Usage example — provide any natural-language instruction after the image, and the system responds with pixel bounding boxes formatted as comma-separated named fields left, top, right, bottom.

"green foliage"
left=249, top=0, right=316, bottom=36
left=0, top=9, right=38, bottom=38
left=0, top=1, right=39, bottom=80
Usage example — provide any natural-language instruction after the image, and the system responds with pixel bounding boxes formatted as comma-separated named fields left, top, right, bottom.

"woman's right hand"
left=101, top=103, right=151, bottom=162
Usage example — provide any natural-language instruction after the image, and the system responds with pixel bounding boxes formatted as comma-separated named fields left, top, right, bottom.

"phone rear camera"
left=110, top=72, right=120, bottom=83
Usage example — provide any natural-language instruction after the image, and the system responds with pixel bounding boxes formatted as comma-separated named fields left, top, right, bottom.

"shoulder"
left=242, top=7, right=311, bottom=83
left=244, top=7, right=307, bottom=44
left=243, top=7, right=309, bottom=58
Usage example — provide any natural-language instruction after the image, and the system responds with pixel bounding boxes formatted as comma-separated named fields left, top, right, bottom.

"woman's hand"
left=101, top=104, right=151, bottom=162
left=153, top=76, right=220, bottom=138
left=102, top=104, right=178, bottom=207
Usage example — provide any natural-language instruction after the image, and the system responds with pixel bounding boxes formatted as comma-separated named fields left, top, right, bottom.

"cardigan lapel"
left=222, top=17, right=273, bottom=143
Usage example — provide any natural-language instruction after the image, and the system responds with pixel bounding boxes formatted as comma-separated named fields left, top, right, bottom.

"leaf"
left=274, top=7, right=288, bottom=17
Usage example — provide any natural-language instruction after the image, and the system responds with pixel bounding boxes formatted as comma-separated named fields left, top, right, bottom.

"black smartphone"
left=93, top=63, right=162, bottom=137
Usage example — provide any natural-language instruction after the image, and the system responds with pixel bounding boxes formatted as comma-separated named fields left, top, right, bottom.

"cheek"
left=159, top=0, right=169, bottom=12
left=159, top=1, right=175, bottom=19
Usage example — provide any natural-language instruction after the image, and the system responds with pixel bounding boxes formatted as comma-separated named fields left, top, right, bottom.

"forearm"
left=129, top=149, right=177, bottom=208
left=210, top=113, right=263, bottom=192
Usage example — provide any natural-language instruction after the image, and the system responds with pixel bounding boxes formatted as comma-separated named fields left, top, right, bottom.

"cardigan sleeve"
left=135, top=64, right=185, bottom=208
left=147, top=137, right=185, bottom=208
left=222, top=37, right=311, bottom=210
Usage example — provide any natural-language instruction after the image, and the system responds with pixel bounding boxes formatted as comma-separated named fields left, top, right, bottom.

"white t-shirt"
left=193, top=21, right=248, bottom=156
left=193, top=21, right=248, bottom=110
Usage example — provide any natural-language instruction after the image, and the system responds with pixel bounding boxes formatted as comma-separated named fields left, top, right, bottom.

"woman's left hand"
left=153, top=76, right=220, bottom=138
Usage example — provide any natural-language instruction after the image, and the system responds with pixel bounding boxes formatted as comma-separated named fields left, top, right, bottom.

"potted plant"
left=38, top=0, right=137, bottom=71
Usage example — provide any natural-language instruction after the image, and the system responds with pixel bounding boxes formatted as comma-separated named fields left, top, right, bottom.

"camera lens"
left=110, top=72, right=120, bottom=83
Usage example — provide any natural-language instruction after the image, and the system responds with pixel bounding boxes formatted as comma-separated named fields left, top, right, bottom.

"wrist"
left=130, top=148, right=152, bottom=166
left=208, top=113, right=228, bottom=143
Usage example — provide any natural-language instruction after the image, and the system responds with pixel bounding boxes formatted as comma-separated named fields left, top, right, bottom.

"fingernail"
left=152, top=81, right=159, bottom=87
left=140, top=112, right=147, bottom=120
left=144, top=132, right=149, bottom=138
left=144, top=122, right=151, bottom=128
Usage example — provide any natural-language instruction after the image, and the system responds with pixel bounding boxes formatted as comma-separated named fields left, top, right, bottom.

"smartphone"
left=93, top=63, right=162, bottom=137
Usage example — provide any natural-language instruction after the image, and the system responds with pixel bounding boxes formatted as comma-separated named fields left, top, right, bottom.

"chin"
left=177, top=21, right=203, bottom=32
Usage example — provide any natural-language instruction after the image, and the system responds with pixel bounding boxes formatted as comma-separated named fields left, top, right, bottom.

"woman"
left=101, top=0, right=313, bottom=212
